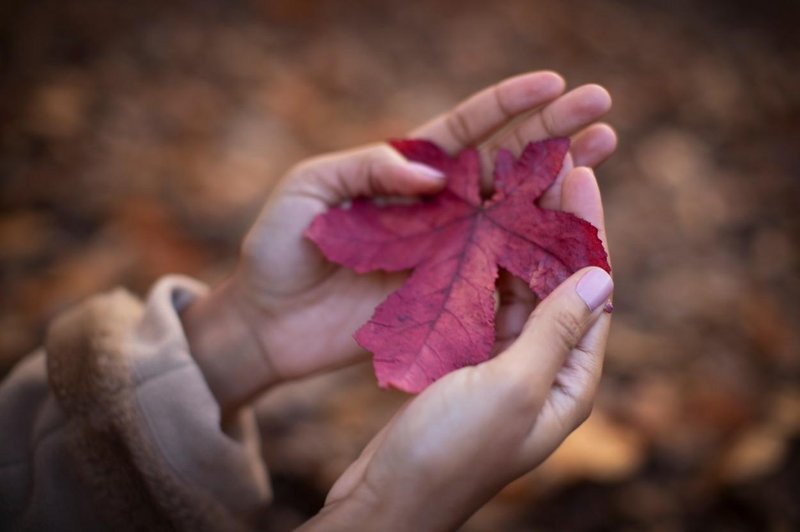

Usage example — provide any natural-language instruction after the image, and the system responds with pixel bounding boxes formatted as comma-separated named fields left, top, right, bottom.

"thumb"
left=285, top=143, right=446, bottom=205
left=494, top=267, right=613, bottom=394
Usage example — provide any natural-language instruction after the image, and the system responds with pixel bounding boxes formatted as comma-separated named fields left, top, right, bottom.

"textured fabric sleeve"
left=0, top=276, right=271, bottom=531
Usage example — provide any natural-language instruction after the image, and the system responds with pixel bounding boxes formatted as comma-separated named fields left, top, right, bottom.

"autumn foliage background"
left=1, top=0, right=798, bottom=530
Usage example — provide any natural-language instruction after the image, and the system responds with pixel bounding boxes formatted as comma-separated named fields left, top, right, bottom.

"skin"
left=181, top=71, right=616, bottom=530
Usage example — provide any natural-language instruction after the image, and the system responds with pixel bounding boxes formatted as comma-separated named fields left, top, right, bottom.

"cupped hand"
left=299, top=165, right=613, bottom=531
left=232, top=71, right=616, bottom=385
left=181, top=72, right=616, bottom=524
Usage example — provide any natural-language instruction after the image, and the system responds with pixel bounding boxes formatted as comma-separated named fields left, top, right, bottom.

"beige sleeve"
left=0, top=276, right=271, bottom=531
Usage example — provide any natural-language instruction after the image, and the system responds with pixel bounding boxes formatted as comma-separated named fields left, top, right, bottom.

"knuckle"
left=510, top=126, right=526, bottom=152
left=283, top=157, right=330, bottom=192
left=552, top=308, right=585, bottom=348
left=492, top=84, right=514, bottom=118
left=489, top=364, right=541, bottom=411
left=288, top=153, right=326, bottom=178
left=239, top=232, right=258, bottom=263
left=282, top=161, right=309, bottom=185
left=365, top=165, right=388, bottom=196
left=505, top=379, right=534, bottom=408
left=447, top=109, right=472, bottom=145
left=540, top=107, right=558, bottom=136
left=372, top=143, right=399, bottom=160
left=573, top=400, right=594, bottom=429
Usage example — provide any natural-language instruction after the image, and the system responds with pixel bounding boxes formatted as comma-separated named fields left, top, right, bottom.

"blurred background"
left=1, top=0, right=798, bottom=529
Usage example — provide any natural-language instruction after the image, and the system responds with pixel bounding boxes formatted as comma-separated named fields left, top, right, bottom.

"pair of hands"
left=182, top=71, right=615, bottom=530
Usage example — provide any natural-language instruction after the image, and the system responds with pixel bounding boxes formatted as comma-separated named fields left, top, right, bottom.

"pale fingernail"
left=407, top=161, right=445, bottom=181
left=576, top=268, right=613, bottom=312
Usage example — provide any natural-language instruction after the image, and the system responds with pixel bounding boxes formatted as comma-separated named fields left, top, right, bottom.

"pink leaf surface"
left=306, top=138, right=610, bottom=393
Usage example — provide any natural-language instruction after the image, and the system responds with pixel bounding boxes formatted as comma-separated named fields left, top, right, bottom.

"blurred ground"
left=1, top=0, right=799, bottom=530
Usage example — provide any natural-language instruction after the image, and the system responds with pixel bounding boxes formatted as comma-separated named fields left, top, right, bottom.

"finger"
left=519, top=310, right=610, bottom=460
left=548, top=309, right=610, bottom=418
left=489, top=84, right=612, bottom=162
left=494, top=273, right=536, bottom=354
left=410, top=71, right=566, bottom=153
left=536, top=152, right=574, bottom=210
left=539, top=160, right=606, bottom=223
left=571, top=123, right=617, bottom=168
left=519, top=169, right=612, bottom=452
left=285, top=143, right=446, bottom=205
left=490, top=267, right=613, bottom=403
left=483, top=84, right=610, bottom=193
left=560, top=167, right=605, bottom=233
left=559, top=167, right=610, bottom=257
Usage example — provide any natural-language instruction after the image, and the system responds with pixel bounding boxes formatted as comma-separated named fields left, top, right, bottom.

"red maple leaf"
left=306, top=138, right=609, bottom=393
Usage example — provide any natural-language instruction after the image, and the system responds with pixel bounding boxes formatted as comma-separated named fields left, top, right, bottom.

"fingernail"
left=407, top=161, right=445, bottom=181
left=576, top=268, right=613, bottom=312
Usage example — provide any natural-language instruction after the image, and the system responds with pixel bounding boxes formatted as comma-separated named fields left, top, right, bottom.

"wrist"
left=311, top=465, right=500, bottom=531
left=298, top=485, right=391, bottom=532
left=180, top=277, right=278, bottom=415
left=301, top=479, right=456, bottom=532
